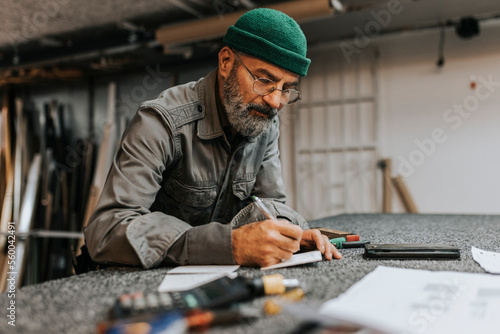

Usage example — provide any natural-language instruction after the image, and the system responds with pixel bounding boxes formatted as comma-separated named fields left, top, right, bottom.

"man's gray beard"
left=222, top=64, right=278, bottom=139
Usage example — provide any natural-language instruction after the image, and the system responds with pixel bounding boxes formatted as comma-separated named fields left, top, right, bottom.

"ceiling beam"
left=169, top=0, right=204, bottom=19
left=156, top=0, right=334, bottom=48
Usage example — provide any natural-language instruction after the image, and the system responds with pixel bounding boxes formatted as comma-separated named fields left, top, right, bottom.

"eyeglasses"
left=232, top=50, right=302, bottom=105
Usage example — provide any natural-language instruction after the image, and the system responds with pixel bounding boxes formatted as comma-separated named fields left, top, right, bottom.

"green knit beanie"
left=223, top=8, right=311, bottom=77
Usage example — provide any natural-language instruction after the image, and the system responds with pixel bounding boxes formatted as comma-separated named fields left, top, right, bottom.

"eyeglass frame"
left=231, top=49, right=302, bottom=105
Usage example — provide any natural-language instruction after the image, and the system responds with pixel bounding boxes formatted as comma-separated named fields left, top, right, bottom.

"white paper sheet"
left=167, top=265, right=240, bottom=275
left=472, top=246, right=500, bottom=274
left=260, top=250, right=322, bottom=271
left=320, top=266, right=500, bottom=334
left=158, top=265, right=239, bottom=292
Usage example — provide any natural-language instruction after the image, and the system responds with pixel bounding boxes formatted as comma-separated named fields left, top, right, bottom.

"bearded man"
left=84, top=8, right=341, bottom=269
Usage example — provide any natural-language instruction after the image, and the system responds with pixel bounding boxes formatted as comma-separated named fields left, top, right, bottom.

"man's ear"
left=218, top=46, right=235, bottom=81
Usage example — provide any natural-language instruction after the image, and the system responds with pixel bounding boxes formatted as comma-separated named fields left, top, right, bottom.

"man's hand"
left=232, top=220, right=302, bottom=267
left=300, top=229, right=342, bottom=261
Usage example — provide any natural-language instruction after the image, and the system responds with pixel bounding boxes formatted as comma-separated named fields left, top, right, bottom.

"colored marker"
left=329, top=237, right=346, bottom=248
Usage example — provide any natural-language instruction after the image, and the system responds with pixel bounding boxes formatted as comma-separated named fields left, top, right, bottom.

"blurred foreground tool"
left=97, top=311, right=186, bottom=334
left=264, top=288, right=305, bottom=315
left=250, top=273, right=300, bottom=295
left=102, top=274, right=299, bottom=332
left=186, top=309, right=258, bottom=332
left=111, top=274, right=300, bottom=319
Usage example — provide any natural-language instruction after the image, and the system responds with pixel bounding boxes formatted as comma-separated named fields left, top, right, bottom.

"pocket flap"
left=165, top=178, right=217, bottom=208
left=232, top=177, right=256, bottom=200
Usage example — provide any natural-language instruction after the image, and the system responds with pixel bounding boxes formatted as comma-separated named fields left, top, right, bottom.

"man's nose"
left=263, top=90, right=282, bottom=109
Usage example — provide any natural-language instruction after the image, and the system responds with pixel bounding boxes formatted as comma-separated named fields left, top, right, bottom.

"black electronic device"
left=364, top=243, right=461, bottom=260
left=342, top=240, right=370, bottom=248
left=112, top=275, right=252, bottom=319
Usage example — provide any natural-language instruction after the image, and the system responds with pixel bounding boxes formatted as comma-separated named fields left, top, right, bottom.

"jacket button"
left=197, top=105, right=203, bottom=112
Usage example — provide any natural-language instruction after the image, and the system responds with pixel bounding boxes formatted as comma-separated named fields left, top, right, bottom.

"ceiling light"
left=455, top=17, right=480, bottom=39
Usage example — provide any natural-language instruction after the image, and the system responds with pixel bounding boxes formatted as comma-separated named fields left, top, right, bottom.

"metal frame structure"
left=293, top=47, right=380, bottom=219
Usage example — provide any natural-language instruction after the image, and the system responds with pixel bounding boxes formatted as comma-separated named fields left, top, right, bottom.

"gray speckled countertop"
left=2, top=214, right=499, bottom=334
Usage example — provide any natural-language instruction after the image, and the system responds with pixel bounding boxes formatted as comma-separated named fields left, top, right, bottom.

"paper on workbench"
left=261, top=250, right=322, bottom=271
left=167, top=265, right=240, bottom=275
left=472, top=246, right=500, bottom=274
left=320, top=266, right=500, bottom=334
left=158, top=265, right=239, bottom=292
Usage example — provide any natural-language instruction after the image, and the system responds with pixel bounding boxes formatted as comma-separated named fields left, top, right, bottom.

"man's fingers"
left=331, top=243, right=342, bottom=259
left=272, top=219, right=303, bottom=241
left=265, top=222, right=301, bottom=253
left=276, top=234, right=301, bottom=253
left=301, top=229, right=326, bottom=253
left=322, top=234, right=342, bottom=260
left=276, top=248, right=294, bottom=261
left=301, top=229, right=343, bottom=261
left=312, top=230, right=326, bottom=253
left=232, top=222, right=296, bottom=267
left=322, top=235, right=332, bottom=260
left=259, top=243, right=295, bottom=267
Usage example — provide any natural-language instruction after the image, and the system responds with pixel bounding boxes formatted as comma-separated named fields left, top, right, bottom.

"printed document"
left=472, top=246, right=500, bottom=274
left=320, top=266, right=500, bottom=334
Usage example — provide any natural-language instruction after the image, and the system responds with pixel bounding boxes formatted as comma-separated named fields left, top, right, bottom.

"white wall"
left=376, top=22, right=500, bottom=214
left=281, top=21, right=500, bottom=215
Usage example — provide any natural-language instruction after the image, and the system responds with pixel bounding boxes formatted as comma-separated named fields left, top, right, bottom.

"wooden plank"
left=78, top=82, right=116, bottom=254
left=0, top=92, right=13, bottom=292
left=0, top=149, right=5, bottom=216
left=12, top=99, right=23, bottom=224
left=392, top=176, right=418, bottom=213
left=38, top=149, right=53, bottom=282
left=0, top=96, right=5, bottom=216
left=45, top=157, right=67, bottom=280
left=378, top=159, right=392, bottom=213
left=45, top=100, right=71, bottom=281
left=14, top=154, right=42, bottom=287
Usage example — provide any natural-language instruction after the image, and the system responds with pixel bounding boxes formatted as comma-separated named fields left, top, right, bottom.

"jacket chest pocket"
left=232, top=176, right=256, bottom=200
left=165, top=177, right=217, bottom=208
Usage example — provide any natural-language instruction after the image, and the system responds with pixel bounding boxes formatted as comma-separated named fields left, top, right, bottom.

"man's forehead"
left=237, top=52, right=300, bottom=83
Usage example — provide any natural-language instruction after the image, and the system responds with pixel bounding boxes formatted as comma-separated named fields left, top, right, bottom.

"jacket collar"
left=196, top=68, right=258, bottom=143
left=196, top=69, right=225, bottom=140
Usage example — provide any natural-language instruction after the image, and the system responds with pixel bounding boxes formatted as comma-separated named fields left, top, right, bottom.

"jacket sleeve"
left=249, top=118, right=311, bottom=229
left=84, top=108, right=235, bottom=268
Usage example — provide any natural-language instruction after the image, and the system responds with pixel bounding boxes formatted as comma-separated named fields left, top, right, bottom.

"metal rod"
left=298, top=96, right=375, bottom=110
left=299, top=144, right=377, bottom=154
left=0, top=229, right=84, bottom=239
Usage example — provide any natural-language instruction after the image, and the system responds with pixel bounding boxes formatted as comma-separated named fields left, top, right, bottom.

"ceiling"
left=1, top=0, right=499, bottom=84
left=302, top=0, right=500, bottom=45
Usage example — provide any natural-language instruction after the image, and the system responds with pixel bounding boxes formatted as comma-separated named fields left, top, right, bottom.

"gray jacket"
left=84, top=69, right=308, bottom=269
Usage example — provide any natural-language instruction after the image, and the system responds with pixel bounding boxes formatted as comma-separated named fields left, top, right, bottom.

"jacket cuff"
left=230, top=200, right=310, bottom=230
left=126, top=212, right=191, bottom=268
left=187, top=223, right=236, bottom=264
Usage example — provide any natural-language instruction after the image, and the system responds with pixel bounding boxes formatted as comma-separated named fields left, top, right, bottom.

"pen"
left=251, top=195, right=277, bottom=220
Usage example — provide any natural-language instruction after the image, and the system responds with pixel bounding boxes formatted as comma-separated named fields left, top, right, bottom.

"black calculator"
left=112, top=275, right=252, bottom=318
